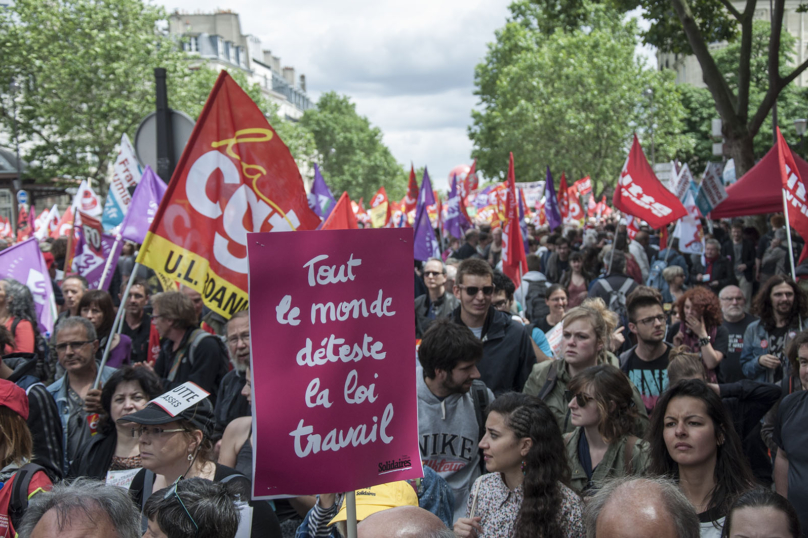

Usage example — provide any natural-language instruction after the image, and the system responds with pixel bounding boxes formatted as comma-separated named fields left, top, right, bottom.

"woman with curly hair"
left=0, top=278, right=39, bottom=354
left=454, top=392, right=585, bottom=538
left=647, top=379, right=755, bottom=537
left=669, top=287, right=728, bottom=383
left=565, top=364, right=649, bottom=496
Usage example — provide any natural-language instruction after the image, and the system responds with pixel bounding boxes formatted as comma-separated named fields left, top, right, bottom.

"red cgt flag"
left=613, top=134, right=686, bottom=229
left=558, top=173, right=569, bottom=221
left=403, top=165, right=418, bottom=214
left=321, top=192, right=359, bottom=230
left=502, top=153, right=527, bottom=288
left=776, top=126, right=808, bottom=263
left=567, top=185, right=584, bottom=221
left=136, top=71, right=320, bottom=318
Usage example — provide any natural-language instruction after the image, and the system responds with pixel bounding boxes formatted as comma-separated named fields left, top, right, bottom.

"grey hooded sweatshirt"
left=416, top=369, right=493, bottom=522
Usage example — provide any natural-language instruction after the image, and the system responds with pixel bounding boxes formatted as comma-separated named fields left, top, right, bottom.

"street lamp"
left=794, top=118, right=807, bottom=156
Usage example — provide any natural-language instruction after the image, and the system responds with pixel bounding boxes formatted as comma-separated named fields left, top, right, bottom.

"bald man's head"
left=585, top=477, right=699, bottom=538
left=357, top=506, right=452, bottom=538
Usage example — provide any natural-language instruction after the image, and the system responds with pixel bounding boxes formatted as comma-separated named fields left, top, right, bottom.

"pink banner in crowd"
left=247, top=228, right=421, bottom=498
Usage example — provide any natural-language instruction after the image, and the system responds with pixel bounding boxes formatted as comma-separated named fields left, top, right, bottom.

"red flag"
left=613, top=134, right=687, bottom=229
left=574, top=176, right=593, bottom=196
left=567, top=186, right=584, bottom=221
left=659, top=225, right=668, bottom=252
left=776, top=126, right=808, bottom=263
left=558, top=173, right=570, bottom=221
left=403, top=165, right=418, bottom=213
left=55, top=206, right=74, bottom=238
left=464, top=159, right=479, bottom=197
left=136, top=71, right=320, bottom=319
left=322, top=192, right=359, bottom=230
left=587, top=193, right=597, bottom=218
left=502, top=153, right=527, bottom=288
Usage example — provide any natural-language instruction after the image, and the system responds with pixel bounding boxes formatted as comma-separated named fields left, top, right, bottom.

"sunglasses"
left=424, top=271, right=444, bottom=277
left=458, top=285, right=494, bottom=297
left=565, top=390, right=594, bottom=408
left=165, top=476, right=199, bottom=533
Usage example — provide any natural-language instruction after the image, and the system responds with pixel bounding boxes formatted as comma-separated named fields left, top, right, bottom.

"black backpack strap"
left=141, top=469, right=155, bottom=513
left=537, top=361, right=559, bottom=401
left=9, top=462, right=45, bottom=531
left=10, top=317, right=20, bottom=335
left=470, top=380, right=490, bottom=444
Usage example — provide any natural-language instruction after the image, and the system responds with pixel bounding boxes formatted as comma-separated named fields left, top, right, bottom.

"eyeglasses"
left=54, top=340, right=92, bottom=354
left=565, top=390, right=594, bottom=407
left=165, top=476, right=199, bottom=533
left=634, top=314, right=666, bottom=326
left=131, top=426, right=186, bottom=438
left=226, top=332, right=250, bottom=347
left=458, top=285, right=494, bottom=297
left=424, top=271, right=444, bottom=277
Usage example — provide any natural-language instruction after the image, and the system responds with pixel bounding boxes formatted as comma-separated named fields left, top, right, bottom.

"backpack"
left=6, top=462, right=46, bottom=532
left=11, top=318, right=51, bottom=383
left=165, top=329, right=227, bottom=384
left=646, top=259, right=667, bottom=289
left=599, top=279, right=634, bottom=327
left=469, top=379, right=491, bottom=472
left=524, top=279, right=549, bottom=323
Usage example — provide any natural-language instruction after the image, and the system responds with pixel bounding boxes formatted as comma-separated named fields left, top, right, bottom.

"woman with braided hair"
left=453, top=392, right=585, bottom=538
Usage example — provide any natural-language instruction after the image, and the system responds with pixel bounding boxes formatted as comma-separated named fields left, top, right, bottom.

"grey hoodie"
left=416, top=369, right=493, bottom=522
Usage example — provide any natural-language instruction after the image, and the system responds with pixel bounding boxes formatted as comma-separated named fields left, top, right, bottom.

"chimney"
left=283, top=66, right=295, bottom=87
left=271, top=55, right=281, bottom=73
left=262, top=49, right=273, bottom=65
left=299, top=74, right=306, bottom=93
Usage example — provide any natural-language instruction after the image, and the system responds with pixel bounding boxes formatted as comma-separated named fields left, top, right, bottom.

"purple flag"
left=444, top=174, right=471, bottom=240
left=413, top=168, right=440, bottom=261
left=0, top=238, right=57, bottom=334
left=121, top=166, right=167, bottom=245
left=307, top=164, right=337, bottom=219
left=545, top=166, right=562, bottom=231
left=73, top=224, right=123, bottom=291
left=474, top=185, right=494, bottom=210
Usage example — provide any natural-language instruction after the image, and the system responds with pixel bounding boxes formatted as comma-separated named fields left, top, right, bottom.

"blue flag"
left=413, top=168, right=439, bottom=261
left=444, top=174, right=471, bottom=240
left=307, top=164, right=337, bottom=219
left=545, top=166, right=562, bottom=231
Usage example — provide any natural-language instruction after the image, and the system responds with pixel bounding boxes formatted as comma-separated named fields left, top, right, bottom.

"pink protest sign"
left=247, top=228, right=421, bottom=499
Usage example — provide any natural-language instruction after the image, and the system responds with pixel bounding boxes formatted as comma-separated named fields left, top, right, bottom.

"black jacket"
left=722, top=239, right=756, bottom=282
left=415, top=291, right=460, bottom=339
left=67, top=429, right=117, bottom=479
left=215, top=369, right=250, bottom=435
left=690, top=256, right=736, bottom=291
left=453, top=242, right=478, bottom=260
left=5, top=355, right=64, bottom=480
left=452, top=306, right=536, bottom=396
left=154, top=328, right=229, bottom=407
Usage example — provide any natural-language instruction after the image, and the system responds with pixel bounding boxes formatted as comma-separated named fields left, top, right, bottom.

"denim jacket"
left=47, top=365, right=117, bottom=475
left=740, top=320, right=802, bottom=382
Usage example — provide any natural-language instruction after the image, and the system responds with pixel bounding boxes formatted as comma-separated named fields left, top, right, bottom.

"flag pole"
left=782, top=189, right=799, bottom=282
left=345, top=491, right=358, bottom=538
left=97, top=234, right=122, bottom=291
left=93, top=262, right=139, bottom=389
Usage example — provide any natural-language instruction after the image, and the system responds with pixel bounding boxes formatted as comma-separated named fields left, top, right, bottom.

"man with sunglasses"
left=451, top=259, right=535, bottom=396
left=619, top=291, right=671, bottom=414
left=415, top=258, right=459, bottom=339
left=47, top=317, right=117, bottom=475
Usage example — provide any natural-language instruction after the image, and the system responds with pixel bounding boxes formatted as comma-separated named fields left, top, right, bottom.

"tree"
left=300, top=92, right=407, bottom=201
left=469, top=1, right=693, bottom=196
left=0, top=0, right=314, bottom=186
left=677, top=20, right=808, bottom=168
left=581, top=0, right=808, bottom=176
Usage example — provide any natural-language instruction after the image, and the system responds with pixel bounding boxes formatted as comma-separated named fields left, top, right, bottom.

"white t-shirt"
left=469, top=325, right=483, bottom=340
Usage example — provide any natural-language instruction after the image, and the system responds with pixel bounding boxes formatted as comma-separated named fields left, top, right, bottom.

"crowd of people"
left=0, top=213, right=806, bottom=537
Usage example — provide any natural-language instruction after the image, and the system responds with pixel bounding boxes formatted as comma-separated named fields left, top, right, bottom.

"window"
left=185, top=36, right=198, bottom=53
left=217, top=37, right=224, bottom=58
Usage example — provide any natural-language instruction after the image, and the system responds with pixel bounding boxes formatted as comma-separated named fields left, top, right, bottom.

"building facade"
left=168, top=10, right=312, bottom=120
left=657, top=1, right=808, bottom=88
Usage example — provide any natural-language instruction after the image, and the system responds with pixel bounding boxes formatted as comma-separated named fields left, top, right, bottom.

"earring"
left=188, top=453, right=193, bottom=461
left=521, top=460, right=526, bottom=475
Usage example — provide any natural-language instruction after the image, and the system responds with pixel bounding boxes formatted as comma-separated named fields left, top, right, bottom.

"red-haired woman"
left=669, top=287, right=728, bottom=383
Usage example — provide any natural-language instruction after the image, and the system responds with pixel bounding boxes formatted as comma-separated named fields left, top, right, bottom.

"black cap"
left=119, top=397, right=215, bottom=438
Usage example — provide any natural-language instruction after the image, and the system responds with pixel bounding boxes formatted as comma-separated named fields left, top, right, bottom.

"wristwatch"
left=699, top=336, right=711, bottom=347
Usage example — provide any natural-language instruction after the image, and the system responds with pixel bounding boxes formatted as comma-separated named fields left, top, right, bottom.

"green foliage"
left=469, top=1, right=692, bottom=196
left=0, top=0, right=314, bottom=185
left=300, top=92, right=407, bottom=201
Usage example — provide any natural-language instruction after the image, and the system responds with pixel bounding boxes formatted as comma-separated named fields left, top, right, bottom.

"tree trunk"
left=724, top=127, right=756, bottom=178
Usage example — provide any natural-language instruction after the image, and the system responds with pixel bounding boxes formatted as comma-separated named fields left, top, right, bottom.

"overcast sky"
left=158, top=0, right=654, bottom=192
